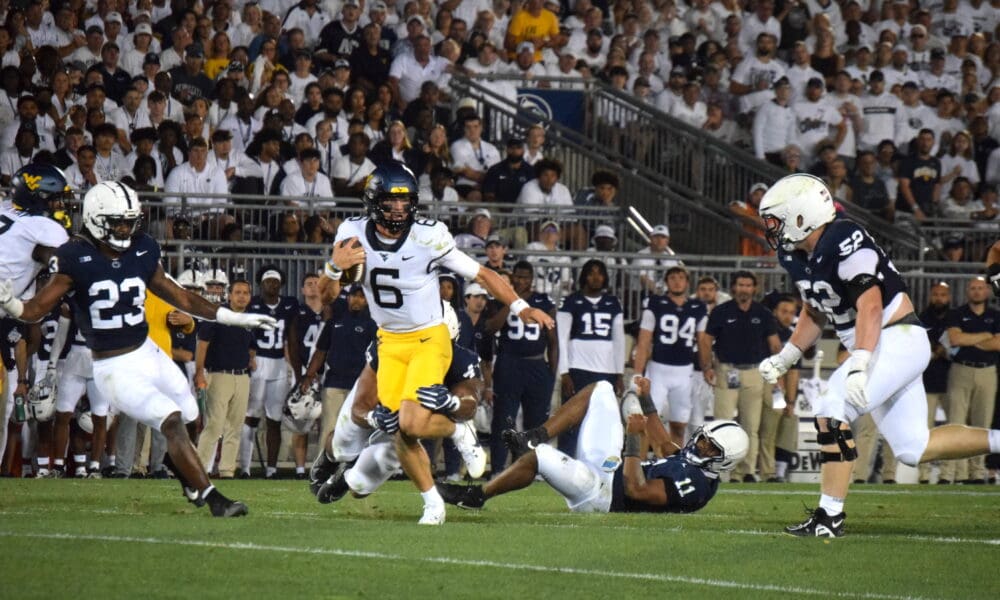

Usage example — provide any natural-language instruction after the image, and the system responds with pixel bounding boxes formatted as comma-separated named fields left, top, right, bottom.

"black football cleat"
left=437, top=483, right=486, bottom=510
left=316, top=465, right=350, bottom=504
left=785, top=507, right=845, bottom=538
left=204, top=488, right=249, bottom=517
left=309, top=451, right=339, bottom=497
left=501, top=426, right=547, bottom=459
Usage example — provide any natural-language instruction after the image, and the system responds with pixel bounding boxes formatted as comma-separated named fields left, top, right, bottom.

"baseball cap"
left=517, top=41, right=535, bottom=54
left=407, top=14, right=426, bottom=27
left=471, top=207, right=491, bottom=220
left=485, top=234, right=506, bottom=247
left=370, top=0, right=387, bottom=11
left=186, top=44, right=205, bottom=59
left=135, top=23, right=153, bottom=36
left=505, top=133, right=524, bottom=146
left=85, top=25, right=104, bottom=36
left=261, top=269, right=282, bottom=282
left=650, top=224, right=670, bottom=237
left=772, top=76, right=791, bottom=89
left=143, top=52, right=160, bottom=65
left=334, top=58, right=350, bottom=69
left=750, top=182, right=769, bottom=194
left=464, top=282, right=488, bottom=297
left=539, top=220, right=561, bottom=233
left=343, top=0, right=360, bottom=6
left=892, top=44, right=909, bottom=55
left=228, top=61, right=245, bottom=72
left=869, top=69, right=885, bottom=82
left=457, top=97, right=477, bottom=110
left=592, top=225, right=616, bottom=241
left=104, top=11, right=124, bottom=24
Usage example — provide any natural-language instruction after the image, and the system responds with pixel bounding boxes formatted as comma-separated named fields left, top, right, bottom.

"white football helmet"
left=442, top=301, right=460, bottom=341
left=28, top=379, right=57, bottom=422
left=757, top=174, right=836, bottom=251
left=285, top=383, right=322, bottom=422
left=81, top=182, right=142, bottom=251
left=177, top=269, right=207, bottom=292
left=683, top=420, right=750, bottom=473
left=77, top=410, right=94, bottom=434
left=202, top=268, right=230, bottom=303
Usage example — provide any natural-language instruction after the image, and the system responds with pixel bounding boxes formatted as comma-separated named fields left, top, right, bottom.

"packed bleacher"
left=1, top=0, right=999, bottom=490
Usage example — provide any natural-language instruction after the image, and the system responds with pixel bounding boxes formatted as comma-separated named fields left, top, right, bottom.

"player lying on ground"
left=308, top=309, right=482, bottom=503
left=758, top=173, right=1000, bottom=537
left=0, top=182, right=277, bottom=517
left=437, top=377, right=749, bottom=514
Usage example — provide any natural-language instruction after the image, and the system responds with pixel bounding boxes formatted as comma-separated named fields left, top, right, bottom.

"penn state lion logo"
left=517, top=93, right=554, bottom=122
left=22, top=173, right=43, bottom=191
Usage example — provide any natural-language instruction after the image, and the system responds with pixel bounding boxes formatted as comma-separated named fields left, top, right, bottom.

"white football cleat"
left=451, top=420, right=486, bottom=479
left=418, top=503, right=446, bottom=525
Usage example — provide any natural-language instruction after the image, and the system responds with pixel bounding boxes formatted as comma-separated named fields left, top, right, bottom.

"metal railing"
left=451, top=75, right=768, bottom=256
left=458, top=73, right=929, bottom=261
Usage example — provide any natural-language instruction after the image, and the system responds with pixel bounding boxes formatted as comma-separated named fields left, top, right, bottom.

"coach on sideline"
left=700, top=271, right=780, bottom=482
left=195, top=280, right=257, bottom=479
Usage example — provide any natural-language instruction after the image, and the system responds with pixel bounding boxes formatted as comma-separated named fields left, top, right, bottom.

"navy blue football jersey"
left=778, top=219, right=907, bottom=349
left=560, top=291, right=623, bottom=341
left=36, top=308, right=69, bottom=362
left=293, top=304, right=326, bottom=369
left=496, top=292, right=555, bottom=357
left=610, top=455, right=719, bottom=513
left=642, top=296, right=707, bottom=366
left=0, top=317, right=24, bottom=370
left=53, top=234, right=160, bottom=352
left=248, top=295, right=300, bottom=359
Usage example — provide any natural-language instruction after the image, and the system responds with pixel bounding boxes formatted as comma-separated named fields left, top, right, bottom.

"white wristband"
left=510, top=298, right=530, bottom=315
left=777, top=342, right=803, bottom=366
left=324, top=260, right=342, bottom=280
left=3, top=297, right=24, bottom=319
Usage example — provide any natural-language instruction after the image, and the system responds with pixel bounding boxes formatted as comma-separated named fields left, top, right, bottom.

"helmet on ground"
left=362, top=161, right=419, bottom=234
left=81, top=181, right=141, bottom=251
left=758, top=174, right=835, bottom=251
left=11, top=163, right=73, bottom=229
left=683, top=420, right=749, bottom=473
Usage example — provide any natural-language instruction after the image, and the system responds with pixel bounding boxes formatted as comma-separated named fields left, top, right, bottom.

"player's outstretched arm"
left=760, top=304, right=824, bottom=385
left=475, top=266, right=554, bottom=329
left=148, top=265, right=277, bottom=329
left=0, top=275, right=73, bottom=323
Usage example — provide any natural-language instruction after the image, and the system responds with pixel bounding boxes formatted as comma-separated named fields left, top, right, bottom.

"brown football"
left=339, top=238, right=366, bottom=284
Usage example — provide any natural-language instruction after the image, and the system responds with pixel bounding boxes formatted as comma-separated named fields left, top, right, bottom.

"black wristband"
left=638, top=394, right=656, bottom=416
left=623, top=433, right=642, bottom=458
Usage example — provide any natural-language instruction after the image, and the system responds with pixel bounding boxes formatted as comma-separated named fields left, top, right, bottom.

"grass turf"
left=1, top=479, right=998, bottom=599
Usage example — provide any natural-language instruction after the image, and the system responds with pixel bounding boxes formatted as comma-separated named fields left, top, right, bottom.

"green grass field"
left=1, top=479, right=998, bottom=599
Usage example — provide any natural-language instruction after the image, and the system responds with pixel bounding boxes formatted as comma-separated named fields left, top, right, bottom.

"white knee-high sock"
left=238, top=425, right=256, bottom=473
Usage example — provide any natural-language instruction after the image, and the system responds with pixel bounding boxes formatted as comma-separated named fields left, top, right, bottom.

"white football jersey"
left=0, top=206, right=68, bottom=303
left=335, top=216, right=481, bottom=333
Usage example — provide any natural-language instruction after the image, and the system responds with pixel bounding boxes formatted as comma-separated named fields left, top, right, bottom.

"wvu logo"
left=22, top=173, right=43, bottom=191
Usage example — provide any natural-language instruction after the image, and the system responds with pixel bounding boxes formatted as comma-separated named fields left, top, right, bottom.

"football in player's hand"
left=338, top=238, right=365, bottom=284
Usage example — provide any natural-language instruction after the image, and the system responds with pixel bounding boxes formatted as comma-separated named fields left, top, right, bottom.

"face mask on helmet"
left=82, top=182, right=142, bottom=251
left=364, top=164, right=420, bottom=234
left=12, top=164, right=74, bottom=228
left=682, top=420, right=748, bottom=473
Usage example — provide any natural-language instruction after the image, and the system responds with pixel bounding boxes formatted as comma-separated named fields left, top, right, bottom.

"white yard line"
left=0, top=530, right=942, bottom=600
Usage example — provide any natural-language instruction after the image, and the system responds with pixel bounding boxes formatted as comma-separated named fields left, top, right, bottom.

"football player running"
left=0, top=164, right=72, bottom=459
left=0, top=181, right=277, bottom=517
left=437, top=377, right=749, bottom=514
left=758, top=173, right=1000, bottom=537
left=320, top=162, right=554, bottom=525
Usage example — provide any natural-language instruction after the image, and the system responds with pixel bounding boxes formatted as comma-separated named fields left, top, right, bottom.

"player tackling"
left=319, top=162, right=554, bottom=524
left=0, top=181, right=276, bottom=516
left=757, top=173, right=1000, bottom=537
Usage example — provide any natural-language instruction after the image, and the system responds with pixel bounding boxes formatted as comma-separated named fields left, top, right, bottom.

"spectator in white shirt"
left=108, top=87, right=151, bottom=153
left=0, top=125, right=38, bottom=185
left=332, top=132, right=376, bottom=197
left=449, top=115, right=501, bottom=197
left=517, top=158, right=586, bottom=250
left=208, top=129, right=256, bottom=190
left=670, top=81, right=708, bottom=128
left=122, top=23, right=155, bottom=77
left=753, top=76, right=795, bottom=164
left=785, top=41, right=825, bottom=102
left=63, top=144, right=103, bottom=191
left=280, top=147, right=335, bottom=208
left=633, top=224, right=682, bottom=296
left=737, top=0, right=782, bottom=56
left=164, top=137, right=229, bottom=216
left=792, top=77, right=847, bottom=166
left=858, top=70, right=901, bottom=151
left=70, top=26, right=106, bottom=68
left=388, top=34, right=447, bottom=110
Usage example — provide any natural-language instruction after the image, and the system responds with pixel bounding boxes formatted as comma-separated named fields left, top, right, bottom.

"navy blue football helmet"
left=11, top=163, right=73, bottom=229
left=362, top=161, right=419, bottom=234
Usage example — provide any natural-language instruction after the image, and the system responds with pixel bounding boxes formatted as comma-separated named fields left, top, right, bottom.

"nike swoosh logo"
left=831, top=519, right=844, bottom=528
left=420, top=337, right=431, bottom=343
left=402, top=256, right=414, bottom=261
left=727, top=318, right=736, bottom=323
left=137, top=250, right=148, bottom=256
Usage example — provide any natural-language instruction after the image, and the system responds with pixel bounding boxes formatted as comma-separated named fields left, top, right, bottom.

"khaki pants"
left=917, top=392, right=946, bottom=481
left=941, top=364, right=997, bottom=482
left=320, top=387, right=349, bottom=447
left=714, top=366, right=772, bottom=479
left=852, top=414, right=878, bottom=482
left=196, top=373, right=250, bottom=477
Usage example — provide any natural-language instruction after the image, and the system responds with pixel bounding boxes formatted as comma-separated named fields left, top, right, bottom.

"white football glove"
left=844, top=350, right=872, bottom=410
left=0, top=279, right=24, bottom=318
left=216, top=307, right=278, bottom=330
left=758, top=343, right=803, bottom=384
